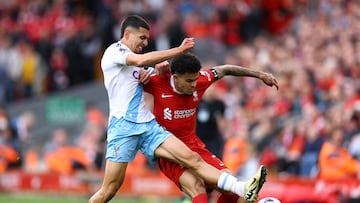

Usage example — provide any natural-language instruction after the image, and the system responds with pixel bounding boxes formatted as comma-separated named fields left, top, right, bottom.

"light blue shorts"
left=106, top=116, right=172, bottom=162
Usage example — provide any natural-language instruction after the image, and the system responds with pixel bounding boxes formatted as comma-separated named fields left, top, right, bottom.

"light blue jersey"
left=101, top=42, right=154, bottom=123
left=101, top=42, right=172, bottom=162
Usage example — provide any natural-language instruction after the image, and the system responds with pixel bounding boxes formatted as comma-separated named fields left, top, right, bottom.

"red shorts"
left=157, top=145, right=227, bottom=189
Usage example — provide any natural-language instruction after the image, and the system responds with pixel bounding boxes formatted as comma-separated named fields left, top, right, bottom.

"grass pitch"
left=0, top=193, right=181, bottom=203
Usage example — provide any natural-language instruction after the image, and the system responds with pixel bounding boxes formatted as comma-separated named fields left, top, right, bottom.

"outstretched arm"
left=213, top=65, right=279, bottom=90
left=126, top=38, right=194, bottom=67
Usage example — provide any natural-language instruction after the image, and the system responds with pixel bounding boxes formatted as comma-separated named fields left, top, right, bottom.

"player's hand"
left=139, top=69, right=151, bottom=84
left=260, top=73, right=279, bottom=90
left=179, top=37, right=195, bottom=53
left=155, top=61, right=170, bottom=77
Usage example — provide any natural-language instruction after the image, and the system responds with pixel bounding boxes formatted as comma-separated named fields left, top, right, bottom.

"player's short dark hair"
left=120, top=15, right=150, bottom=38
left=170, top=53, right=201, bottom=74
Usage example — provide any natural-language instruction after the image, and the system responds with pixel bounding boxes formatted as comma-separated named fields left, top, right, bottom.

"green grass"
left=0, top=193, right=182, bottom=203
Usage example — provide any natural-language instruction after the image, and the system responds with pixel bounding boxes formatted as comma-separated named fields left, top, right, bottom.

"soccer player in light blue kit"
left=89, top=15, right=266, bottom=203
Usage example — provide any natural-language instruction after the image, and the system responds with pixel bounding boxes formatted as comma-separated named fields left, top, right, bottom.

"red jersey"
left=144, top=70, right=227, bottom=189
left=143, top=70, right=215, bottom=146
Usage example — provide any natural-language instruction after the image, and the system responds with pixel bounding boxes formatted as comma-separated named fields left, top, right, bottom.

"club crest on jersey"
left=113, top=146, right=120, bottom=158
left=200, top=70, right=211, bottom=81
left=116, top=43, right=127, bottom=53
left=193, top=91, right=198, bottom=101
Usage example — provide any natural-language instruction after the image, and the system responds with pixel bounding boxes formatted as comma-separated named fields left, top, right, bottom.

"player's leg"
left=197, top=149, right=241, bottom=203
left=193, top=140, right=265, bottom=203
left=154, top=135, right=248, bottom=195
left=143, top=120, right=266, bottom=201
left=156, top=136, right=267, bottom=201
left=88, top=160, right=127, bottom=203
left=158, top=157, right=208, bottom=203
left=179, top=170, right=208, bottom=203
left=141, top=121, right=226, bottom=186
left=155, top=135, right=221, bottom=184
left=89, top=117, right=142, bottom=203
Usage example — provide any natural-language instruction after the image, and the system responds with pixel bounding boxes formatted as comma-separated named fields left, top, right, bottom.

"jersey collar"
left=170, top=75, right=183, bottom=94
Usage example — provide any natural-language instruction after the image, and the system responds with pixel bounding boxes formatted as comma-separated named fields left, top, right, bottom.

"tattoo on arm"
left=213, top=65, right=262, bottom=78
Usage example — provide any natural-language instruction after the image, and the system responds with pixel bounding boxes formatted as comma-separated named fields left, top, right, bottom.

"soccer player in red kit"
left=143, top=53, right=278, bottom=203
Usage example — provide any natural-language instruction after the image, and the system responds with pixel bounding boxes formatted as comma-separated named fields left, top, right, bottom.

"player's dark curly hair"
left=120, top=15, right=150, bottom=38
left=170, top=53, right=201, bottom=74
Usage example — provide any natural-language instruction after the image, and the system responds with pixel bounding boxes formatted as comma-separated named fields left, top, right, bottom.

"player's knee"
left=105, top=183, right=120, bottom=200
left=193, top=177, right=206, bottom=193
left=89, top=183, right=120, bottom=203
left=89, top=190, right=106, bottom=203
left=180, top=171, right=206, bottom=197
left=184, top=180, right=206, bottom=197
left=183, top=151, right=203, bottom=171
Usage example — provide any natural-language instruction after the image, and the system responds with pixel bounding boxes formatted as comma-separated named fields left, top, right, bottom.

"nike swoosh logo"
left=161, top=94, right=174, bottom=98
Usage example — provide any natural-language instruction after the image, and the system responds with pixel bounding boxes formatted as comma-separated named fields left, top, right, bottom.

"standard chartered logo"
left=164, top=107, right=172, bottom=120
left=163, top=107, right=196, bottom=120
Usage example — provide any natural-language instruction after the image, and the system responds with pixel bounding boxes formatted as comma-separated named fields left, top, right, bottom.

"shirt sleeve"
left=197, top=70, right=216, bottom=90
left=105, top=43, right=131, bottom=66
left=199, top=69, right=216, bottom=82
left=116, top=45, right=131, bottom=65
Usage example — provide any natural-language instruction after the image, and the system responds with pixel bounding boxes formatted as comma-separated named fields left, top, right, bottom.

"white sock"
left=217, top=172, right=245, bottom=196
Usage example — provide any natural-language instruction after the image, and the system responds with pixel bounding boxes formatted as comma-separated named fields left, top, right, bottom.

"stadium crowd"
left=0, top=0, right=360, bottom=182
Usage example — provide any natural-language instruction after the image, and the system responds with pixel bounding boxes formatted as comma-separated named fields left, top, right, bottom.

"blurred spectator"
left=49, top=47, right=69, bottom=91
left=222, top=2, right=245, bottom=46
left=237, top=143, right=259, bottom=181
left=20, top=41, right=47, bottom=98
left=349, top=133, right=360, bottom=161
left=75, top=124, right=105, bottom=170
left=44, top=128, right=92, bottom=175
left=223, top=135, right=248, bottom=175
left=77, top=19, right=102, bottom=83
left=11, top=110, right=35, bottom=142
left=345, top=101, right=360, bottom=142
left=259, top=0, right=295, bottom=35
left=299, top=122, right=325, bottom=177
left=223, top=128, right=259, bottom=180
left=196, top=84, right=227, bottom=159
left=277, top=120, right=305, bottom=175
left=3, top=39, right=24, bottom=102
left=74, top=103, right=107, bottom=170
left=0, top=34, right=12, bottom=105
left=0, top=108, right=22, bottom=173
left=318, top=127, right=360, bottom=180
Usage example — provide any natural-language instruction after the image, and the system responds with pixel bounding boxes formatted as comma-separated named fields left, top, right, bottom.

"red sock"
left=193, top=193, right=208, bottom=203
left=217, top=193, right=239, bottom=203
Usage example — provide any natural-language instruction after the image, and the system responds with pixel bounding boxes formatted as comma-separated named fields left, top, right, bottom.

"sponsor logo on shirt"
left=133, top=70, right=139, bottom=79
left=163, top=107, right=197, bottom=120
